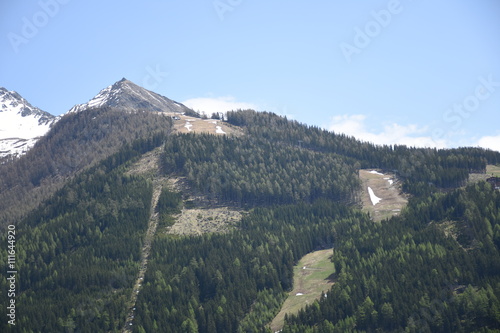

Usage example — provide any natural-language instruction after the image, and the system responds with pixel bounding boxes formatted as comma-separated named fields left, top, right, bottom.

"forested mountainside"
left=0, top=107, right=172, bottom=227
left=283, top=181, right=500, bottom=332
left=0, top=135, right=165, bottom=332
left=226, top=110, right=500, bottom=195
left=162, top=133, right=359, bottom=205
left=1, top=109, right=500, bottom=332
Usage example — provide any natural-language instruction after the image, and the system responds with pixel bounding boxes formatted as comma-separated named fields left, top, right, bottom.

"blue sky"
left=1, top=0, right=500, bottom=151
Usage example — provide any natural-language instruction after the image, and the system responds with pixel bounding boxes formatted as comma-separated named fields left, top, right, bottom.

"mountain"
left=68, top=77, right=192, bottom=114
left=0, top=78, right=180, bottom=228
left=2, top=79, right=500, bottom=332
left=0, top=87, right=58, bottom=159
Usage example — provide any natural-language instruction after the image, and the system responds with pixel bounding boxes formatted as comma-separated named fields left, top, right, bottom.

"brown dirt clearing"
left=359, top=169, right=408, bottom=222
left=172, top=114, right=242, bottom=136
left=161, top=177, right=243, bottom=235
left=165, top=207, right=242, bottom=235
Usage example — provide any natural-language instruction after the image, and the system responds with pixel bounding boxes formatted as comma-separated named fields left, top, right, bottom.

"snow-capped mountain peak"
left=0, top=87, right=58, bottom=159
left=68, top=78, right=192, bottom=114
left=1, top=78, right=193, bottom=159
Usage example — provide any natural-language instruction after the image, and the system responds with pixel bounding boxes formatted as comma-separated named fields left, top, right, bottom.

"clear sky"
left=1, top=0, right=500, bottom=151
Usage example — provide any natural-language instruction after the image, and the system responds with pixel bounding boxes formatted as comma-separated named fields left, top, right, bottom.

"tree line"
left=226, top=110, right=500, bottom=195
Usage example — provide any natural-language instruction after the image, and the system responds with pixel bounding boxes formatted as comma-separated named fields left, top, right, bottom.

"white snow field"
left=368, top=186, right=382, bottom=205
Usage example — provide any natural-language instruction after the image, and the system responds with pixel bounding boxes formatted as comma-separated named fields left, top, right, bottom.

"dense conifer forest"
left=283, top=182, right=500, bottom=332
left=1, top=110, right=500, bottom=332
left=0, top=134, right=166, bottom=332
left=162, top=132, right=359, bottom=205
left=226, top=110, right=499, bottom=195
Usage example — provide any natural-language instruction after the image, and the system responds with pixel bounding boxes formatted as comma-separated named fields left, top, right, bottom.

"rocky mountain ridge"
left=68, top=78, right=192, bottom=114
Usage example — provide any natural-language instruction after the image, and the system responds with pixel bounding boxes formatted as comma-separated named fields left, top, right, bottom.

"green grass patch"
left=469, top=165, right=500, bottom=184
left=486, top=165, right=500, bottom=177
left=269, top=249, right=335, bottom=332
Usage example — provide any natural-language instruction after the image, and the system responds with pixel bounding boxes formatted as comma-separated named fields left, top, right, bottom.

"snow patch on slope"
left=368, top=187, right=382, bottom=205
left=0, top=105, right=51, bottom=140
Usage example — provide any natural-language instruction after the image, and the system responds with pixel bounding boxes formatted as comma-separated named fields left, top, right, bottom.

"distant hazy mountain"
left=68, top=77, right=192, bottom=114
left=0, top=87, right=57, bottom=158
